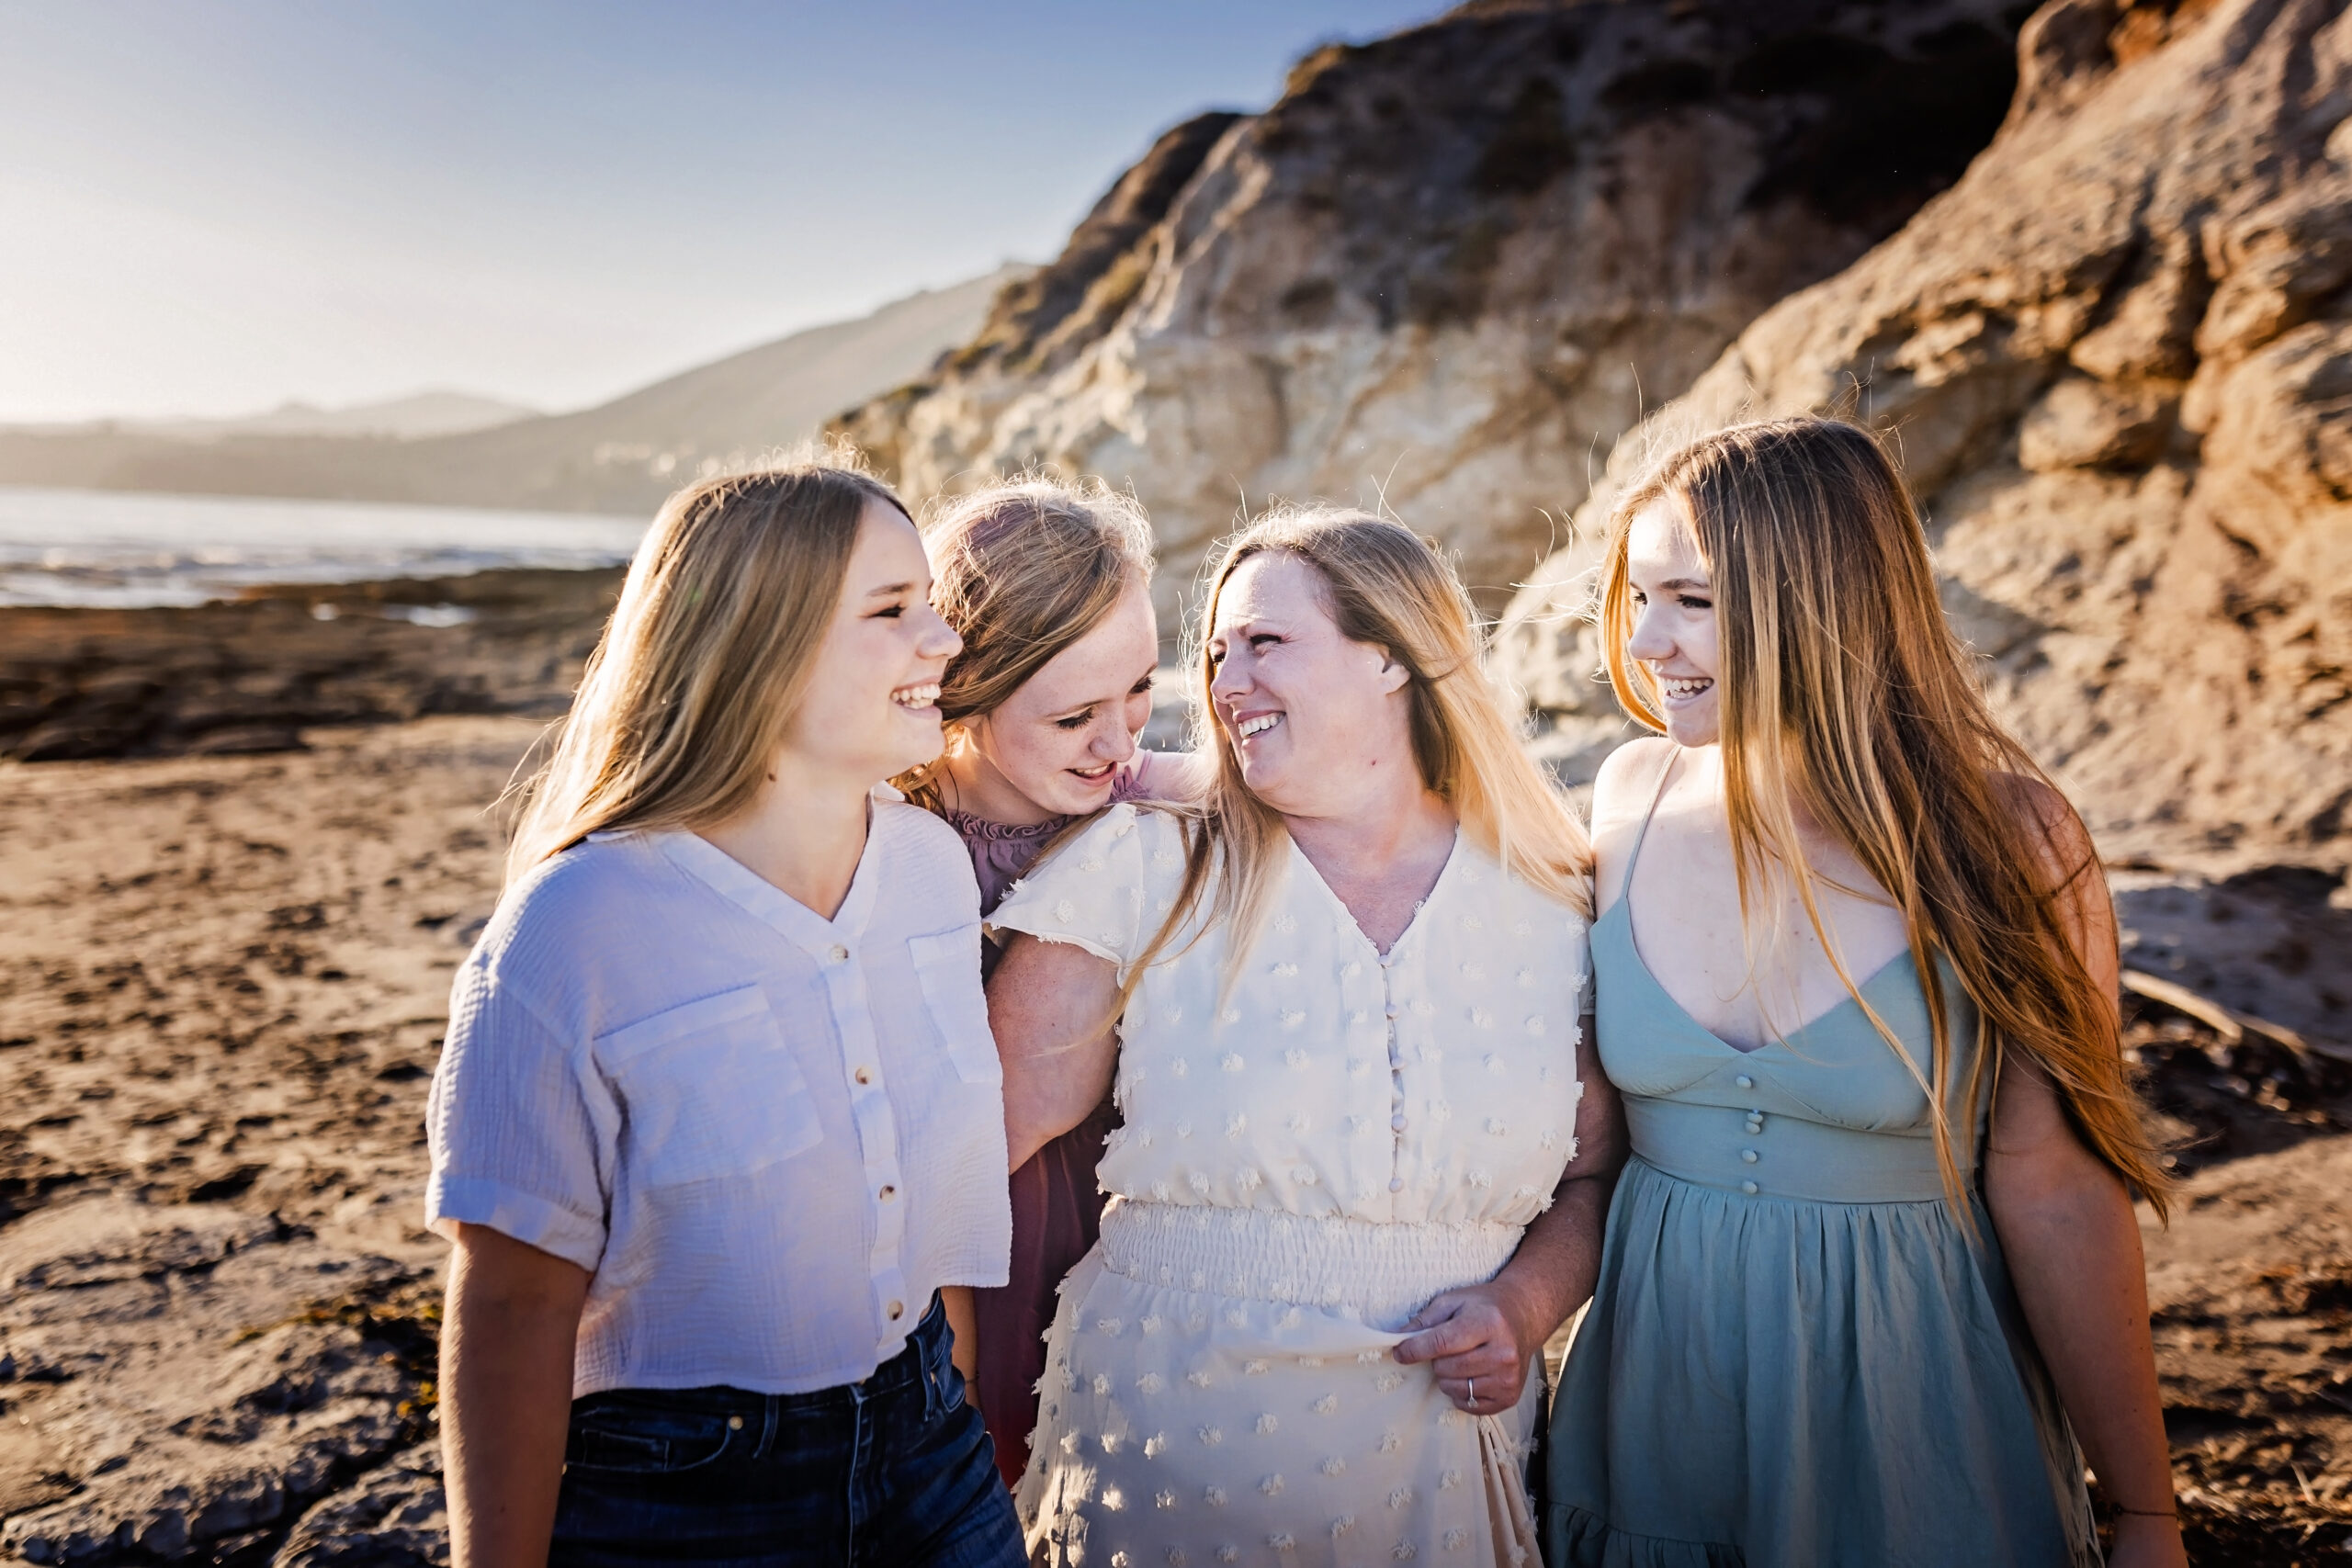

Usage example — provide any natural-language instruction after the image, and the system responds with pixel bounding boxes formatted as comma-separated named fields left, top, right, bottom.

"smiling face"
left=1623, top=494, right=1724, bottom=747
left=783, top=502, right=965, bottom=784
left=953, top=581, right=1159, bottom=820
left=1205, top=550, right=1413, bottom=817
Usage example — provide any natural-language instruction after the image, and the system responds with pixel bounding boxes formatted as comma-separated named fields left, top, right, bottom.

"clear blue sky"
left=0, top=1, right=1444, bottom=423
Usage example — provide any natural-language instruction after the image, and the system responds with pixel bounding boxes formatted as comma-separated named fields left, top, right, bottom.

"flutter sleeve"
left=988, top=801, right=1172, bottom=975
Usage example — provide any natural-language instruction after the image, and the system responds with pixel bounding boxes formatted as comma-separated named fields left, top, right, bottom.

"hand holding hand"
left=1391, top=1283, right=1537, bottom=1415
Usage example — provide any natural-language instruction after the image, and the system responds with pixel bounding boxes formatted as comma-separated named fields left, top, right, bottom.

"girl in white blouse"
left=985, top=508, right=1628, bottom=1568
left=428, top=462, right=1026, bottom=1568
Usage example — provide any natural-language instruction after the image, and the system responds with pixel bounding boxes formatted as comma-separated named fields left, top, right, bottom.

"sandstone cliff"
left=1497, top=0, right=2352, bottom=891
left=835, top=0, right=2029, bottom=615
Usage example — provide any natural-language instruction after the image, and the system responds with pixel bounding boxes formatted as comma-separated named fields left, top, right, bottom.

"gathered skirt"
left=1544, top=1157, right=2098, bottom=1568
left=1018, top=1199, right=1544, bottom=1568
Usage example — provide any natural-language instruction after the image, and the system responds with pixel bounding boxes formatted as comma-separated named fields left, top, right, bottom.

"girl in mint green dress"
left=1545, top=419, right=2187, bottom=1568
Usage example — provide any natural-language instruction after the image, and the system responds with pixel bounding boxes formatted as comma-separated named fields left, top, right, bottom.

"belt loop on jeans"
left=922, top=1312, right=944, bottom=1425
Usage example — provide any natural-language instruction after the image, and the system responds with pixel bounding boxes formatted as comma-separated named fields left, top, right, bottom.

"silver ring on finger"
left=1466, top=1378, right=1476, bottom=1410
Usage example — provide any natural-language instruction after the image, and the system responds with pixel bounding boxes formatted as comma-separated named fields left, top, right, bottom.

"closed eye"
left=1676, top=593, right=1713, bottom=611
left=1055, top=707, right=1095, bottom=731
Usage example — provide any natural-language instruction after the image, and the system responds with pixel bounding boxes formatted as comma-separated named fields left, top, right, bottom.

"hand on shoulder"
left=1125, top=749, right=1211, bottom=805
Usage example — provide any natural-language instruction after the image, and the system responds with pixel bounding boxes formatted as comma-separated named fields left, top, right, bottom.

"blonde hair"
left=504, top=461, right=910, bottom=880
left=897, top=477, right=1157, bottom=812
left=1129, top=506, right=1592, bottom=1005
left=1598, top=416, right=2170, bottom=1219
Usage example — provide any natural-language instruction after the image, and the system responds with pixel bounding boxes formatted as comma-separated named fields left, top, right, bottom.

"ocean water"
left=0, top=486, right=647, bottom=609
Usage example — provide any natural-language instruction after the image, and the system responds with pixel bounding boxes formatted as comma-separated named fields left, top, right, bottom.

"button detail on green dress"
left=1740, top=1149, right=1758, bottom=1164
left=1734, top=1074, right=1754, bottom=1089
left=1739, top=1179, right=1758, bottom=1195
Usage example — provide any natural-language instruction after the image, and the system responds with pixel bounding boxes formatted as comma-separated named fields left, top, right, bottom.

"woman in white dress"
left=985, top=508, right=1627, bottom=1568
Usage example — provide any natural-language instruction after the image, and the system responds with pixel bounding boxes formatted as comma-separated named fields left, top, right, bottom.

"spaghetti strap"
left=1616, top=746, right=1679, bottom=907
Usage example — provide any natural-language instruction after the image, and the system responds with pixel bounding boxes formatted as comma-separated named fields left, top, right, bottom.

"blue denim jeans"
left=548, top=1297, right=1024, bottom=1568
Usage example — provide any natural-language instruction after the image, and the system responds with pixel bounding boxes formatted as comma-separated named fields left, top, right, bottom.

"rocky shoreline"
left=0, top=567, right=625, bottom=764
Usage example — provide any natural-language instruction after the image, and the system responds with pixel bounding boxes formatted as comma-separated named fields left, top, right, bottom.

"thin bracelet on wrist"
left=2113, top=1505, right=2177, bottom=1519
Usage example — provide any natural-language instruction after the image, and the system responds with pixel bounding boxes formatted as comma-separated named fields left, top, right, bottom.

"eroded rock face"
left=1498, top=0, right=2352, bottom=889
left=835, top=0, right=2026, bottom=617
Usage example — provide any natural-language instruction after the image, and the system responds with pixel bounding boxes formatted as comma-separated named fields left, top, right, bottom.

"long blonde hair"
left=896, top=477, right=1156, bottom=813
left=1131, top=507, right=1592, bottom=1003
left=505, top=461, right=910, bottom=881
left=1598, top=417, right=2170, bottom=1218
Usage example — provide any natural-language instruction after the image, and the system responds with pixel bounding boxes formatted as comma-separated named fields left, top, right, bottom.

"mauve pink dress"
left=939, top=771, right=1147, bottom=1489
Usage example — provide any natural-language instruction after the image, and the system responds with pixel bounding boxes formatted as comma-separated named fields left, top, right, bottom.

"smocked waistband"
left=1096, top=1199, right=1522, bottom=1326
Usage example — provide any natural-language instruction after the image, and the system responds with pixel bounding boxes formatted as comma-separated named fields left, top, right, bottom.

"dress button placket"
left=1381, top=949, right=1407, bottom=1198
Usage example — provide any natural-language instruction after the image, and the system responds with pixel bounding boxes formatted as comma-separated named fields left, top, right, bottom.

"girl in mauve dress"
left=897, top=478, right=1198, bottom=1487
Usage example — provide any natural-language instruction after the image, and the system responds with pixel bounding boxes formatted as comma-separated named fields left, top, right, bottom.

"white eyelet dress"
left=988, top=804, right=1589, bottom=1568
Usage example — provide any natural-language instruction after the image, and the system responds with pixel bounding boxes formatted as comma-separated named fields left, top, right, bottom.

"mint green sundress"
left=1545, top=761, right=2099, bottom=1568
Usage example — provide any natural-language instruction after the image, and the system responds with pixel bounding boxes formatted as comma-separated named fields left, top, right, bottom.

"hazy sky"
left=0, top=1, right=1443, bottom=424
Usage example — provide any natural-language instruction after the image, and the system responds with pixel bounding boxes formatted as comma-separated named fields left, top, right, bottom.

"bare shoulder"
left=1589, top=736, right=1672, bottom=917
left=1591, top=735, right=1675, bottom=825
left=1989, top=771, right=2098, bottom=887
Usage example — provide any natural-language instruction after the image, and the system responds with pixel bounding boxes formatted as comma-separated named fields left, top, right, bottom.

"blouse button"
left=1735, top=1074, right=1754, bottom=1089
left=854, top=1066, right=874, bottom=1086
left=1739, top=1180, right=1759, bottom=1196
left=1391, top=1114, right=1408, bottom=1132
left=1385, top=1003, right=1400, bottom=1019
left=879, top=1184, right=898, bottom=1201
left=828, top=944, right=850, bottom=964
left=1388, top=1177, right=1404, bottom=1192
left=888, top=1300, right=906, bottom=1321
left=1740, top=1149, right=1758, bottom=1165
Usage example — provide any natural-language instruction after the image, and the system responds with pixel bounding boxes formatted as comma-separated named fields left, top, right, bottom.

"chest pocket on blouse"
left=596, top=986, right=823, bottom=1187
left=908, top=928, right=1002, bottom=1085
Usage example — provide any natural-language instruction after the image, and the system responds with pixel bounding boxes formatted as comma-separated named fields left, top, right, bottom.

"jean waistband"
left=573, top=1292, right=950, bottom=1417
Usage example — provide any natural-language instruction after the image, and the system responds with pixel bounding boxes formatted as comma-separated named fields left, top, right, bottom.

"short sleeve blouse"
left=989, top=803, right=1591, bottom=1229
left=426, top=802, right=1011, bottom=1397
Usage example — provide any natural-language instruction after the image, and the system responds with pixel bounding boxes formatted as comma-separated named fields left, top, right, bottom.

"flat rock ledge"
left=0, top=1196, right=444, bottom=1566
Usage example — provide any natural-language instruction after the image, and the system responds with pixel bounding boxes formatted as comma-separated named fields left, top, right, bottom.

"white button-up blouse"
left=425, top=799, right=1011, bottom=1397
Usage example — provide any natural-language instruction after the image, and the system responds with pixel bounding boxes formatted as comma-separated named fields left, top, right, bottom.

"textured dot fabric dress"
left=1544, top=785, right=2100, bottom=1568
left=989, top=803, right=1590, bottom=1568
left=939, top=763, right=1152, bottom=1490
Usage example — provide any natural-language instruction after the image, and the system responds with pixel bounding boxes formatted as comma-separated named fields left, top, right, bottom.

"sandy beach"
left=0, top=664, right=2346, bottom=1562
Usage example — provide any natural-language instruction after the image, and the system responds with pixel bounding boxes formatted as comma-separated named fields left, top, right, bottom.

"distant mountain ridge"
left=132, top=391, right=541, bottom=443
left=0, top=269, right=1022, bottom=515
